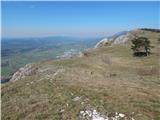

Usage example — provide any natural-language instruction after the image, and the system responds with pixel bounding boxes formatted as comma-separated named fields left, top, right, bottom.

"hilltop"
left=2, top=29, right=160, bottom=120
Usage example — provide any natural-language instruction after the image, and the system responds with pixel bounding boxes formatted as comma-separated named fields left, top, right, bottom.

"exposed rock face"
left=95, top=38, right=112, bottom=48
left=10, top=64, right=38, bottom=81
left=95, top=30, right=136, bottom=48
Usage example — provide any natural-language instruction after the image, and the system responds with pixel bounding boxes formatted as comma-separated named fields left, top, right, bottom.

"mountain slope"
left=2, top=29, right=160, bottom=120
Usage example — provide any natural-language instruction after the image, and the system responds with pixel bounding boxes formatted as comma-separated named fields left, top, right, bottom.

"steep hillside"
left=2, top=29, right=160, bottom=120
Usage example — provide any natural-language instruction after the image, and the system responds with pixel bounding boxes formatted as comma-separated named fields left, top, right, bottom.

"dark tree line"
left=140, top=28, right=160, bottom=33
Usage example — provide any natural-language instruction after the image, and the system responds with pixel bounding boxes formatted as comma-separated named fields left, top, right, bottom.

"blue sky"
left=2, top=1, right=159, bottom=37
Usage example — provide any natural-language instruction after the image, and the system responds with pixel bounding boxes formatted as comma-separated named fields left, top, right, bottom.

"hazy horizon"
left=2, top=1, right=159, bottom=38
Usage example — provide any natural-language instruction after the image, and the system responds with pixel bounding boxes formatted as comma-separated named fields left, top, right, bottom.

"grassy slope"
left=2, top=30, right=160, bottom=120
left=1, top=44, right=86, bottom=76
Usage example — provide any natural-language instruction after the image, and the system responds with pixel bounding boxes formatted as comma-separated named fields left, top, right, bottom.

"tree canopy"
left=131, top=37, right=152, bottom=56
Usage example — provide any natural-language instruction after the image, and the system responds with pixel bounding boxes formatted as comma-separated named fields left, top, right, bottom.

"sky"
left=2, top=1, right=159, bottom=38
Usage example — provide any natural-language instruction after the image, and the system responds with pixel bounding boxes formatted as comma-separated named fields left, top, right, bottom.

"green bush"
left=131, top=37, right=152, bottom=56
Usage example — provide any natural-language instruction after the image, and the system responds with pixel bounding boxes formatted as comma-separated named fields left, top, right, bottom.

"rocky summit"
left=2, top=29, right=160, bottom=120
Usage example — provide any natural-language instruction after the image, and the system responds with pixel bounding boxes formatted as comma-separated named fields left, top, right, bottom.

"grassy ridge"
left=2, top=30, right=160, bottom=120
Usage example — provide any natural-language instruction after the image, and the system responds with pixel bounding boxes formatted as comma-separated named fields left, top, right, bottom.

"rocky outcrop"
left=95, top=30, right=137, bottom=48
left=10, top=64, right=38, bottom=81
left=94, top=37, right=114, bottom=48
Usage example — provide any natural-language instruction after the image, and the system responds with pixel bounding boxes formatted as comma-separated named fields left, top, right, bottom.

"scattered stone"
left=80, top=110, right=84, bottom=115
left=81, top=102, right=84, bottom=105
left=86, top=110, right=92, bottom=117
left=119, top=113, right=125, bottom=117
left=30, top=81, right=34, bottom=84
left=79, top=109, right=134, bottom=120
left=66, top=103, right=69, bottom=107
left=26, top=83, right=30, bottom=86
left=60, top=109, right=64, bottom=113
left=73, top=96, right=81, bottom=101
left=79, top=109, right=107, bottom=120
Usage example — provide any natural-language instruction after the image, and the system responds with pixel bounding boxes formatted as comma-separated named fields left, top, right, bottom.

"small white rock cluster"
left=79, top=109, right=131, bottom=120
left=73, top=96, right=81, bottom=101
left=10, top=64, right=38, bottom=81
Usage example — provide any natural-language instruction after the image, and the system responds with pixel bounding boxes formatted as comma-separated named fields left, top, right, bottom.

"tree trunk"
left=145, top=47, right=148, bottom=56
